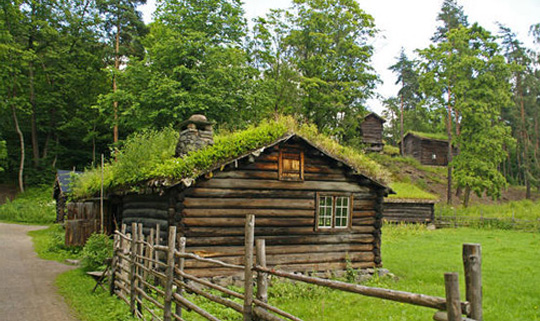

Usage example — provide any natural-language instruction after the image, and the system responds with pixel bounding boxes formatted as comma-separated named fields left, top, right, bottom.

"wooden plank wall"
left=383, top=202, right=434, bottom=224
left=420, top=139, right=449, bottom=166
left=179, top=141, right=384, bottom=277
left=65, top=201, right=100, bottom=246
left=361, top=117, right=383, bottom=144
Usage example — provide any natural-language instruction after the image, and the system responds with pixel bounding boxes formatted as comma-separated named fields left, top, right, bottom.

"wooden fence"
left=434, top=212, right=540, bottom=231
left=110, top=215, right=483, bottom=321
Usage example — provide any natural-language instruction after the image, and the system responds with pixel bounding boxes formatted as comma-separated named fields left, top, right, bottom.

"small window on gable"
left=279, top=147, right=304, bottom=181
left=316, top=193, right=352, bottom=230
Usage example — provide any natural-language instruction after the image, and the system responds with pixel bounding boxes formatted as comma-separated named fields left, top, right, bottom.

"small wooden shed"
left=382, top=198, right=436, bottom=224
left=400, top=132, right=456, bottom=166
left=360, top=113, right=385, bottom=152
left=81, top=115, right=394, bottom=277
left=53, top=170, right=81, bottom=223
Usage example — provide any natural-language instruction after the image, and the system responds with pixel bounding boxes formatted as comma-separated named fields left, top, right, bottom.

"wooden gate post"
left=175, top=236, right=186, bottom=317
left=129, top=223, right=138, bottom=316
left=164, top=226, right=177, bottom=321
left=256, top=239, right=268, bottom=304
left=109, top=233, right=119, bottom=296
left=463, top=243, right=482, bottom=320
left=243, top=214, right=255, bottom=321
left=444, top=272, right=462, bottom=321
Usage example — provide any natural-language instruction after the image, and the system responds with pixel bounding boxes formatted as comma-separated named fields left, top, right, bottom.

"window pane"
left=318, top=196, right=333, bottom=228
left=335, top=196, right=349, bottom=228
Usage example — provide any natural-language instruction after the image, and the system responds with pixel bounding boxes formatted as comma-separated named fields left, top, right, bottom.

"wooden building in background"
left=400, top=132, right=457, bottom=166
left=382, top=198, right=436, bottom=224
left=53, top=170, right=80, bottom=223
left=360, top=113, right=385, bottom=152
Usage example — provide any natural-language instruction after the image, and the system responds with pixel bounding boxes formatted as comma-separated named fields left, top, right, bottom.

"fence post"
left=256, top=239, right=268, bottom=304
left=110, top=232, right=119, bottom=296
left=164, top=226, right=177, bottom=321
left=243, top=214, right=255, bottom=321
left=463, top=244, right=482, bottom=320
left=130, top=223, right=138, bottom=316
left=136, top=223, right=144, bottom=314
left=175, top=235, right=186, bottom=317
left=444, top=272, right=462, bottom=321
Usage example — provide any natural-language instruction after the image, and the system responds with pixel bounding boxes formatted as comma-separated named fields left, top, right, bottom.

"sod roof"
left=71, top=116, right=393, bottom=199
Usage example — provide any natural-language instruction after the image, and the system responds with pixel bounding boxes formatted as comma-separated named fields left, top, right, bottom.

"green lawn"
left=268, top=226, right=540, bottom=321
left=437, top=199, right=540, bottom=221
left=30, top=224, right=540, bottom=321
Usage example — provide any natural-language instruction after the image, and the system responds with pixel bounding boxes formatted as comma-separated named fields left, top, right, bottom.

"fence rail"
left=110, top=215, right=483, bottom=321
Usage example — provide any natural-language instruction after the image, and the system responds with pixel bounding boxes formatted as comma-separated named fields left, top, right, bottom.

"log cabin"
left=382, top=198, right=436, bottom=224
left=360, top=112, right=385, bottom=152
left=400, top=132, right=457, bottom=166
left=69, top=115, right=394, bottom=277
left=53, top=169, right=81, bottom=223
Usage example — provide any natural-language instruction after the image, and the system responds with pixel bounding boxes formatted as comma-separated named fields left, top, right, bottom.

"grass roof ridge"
left=71, top=116, right=391, bottom=199
left=406, top=130, right=449, bottom=141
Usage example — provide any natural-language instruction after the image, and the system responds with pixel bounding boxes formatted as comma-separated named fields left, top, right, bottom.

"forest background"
left=1, top=0, right=539, bottom=205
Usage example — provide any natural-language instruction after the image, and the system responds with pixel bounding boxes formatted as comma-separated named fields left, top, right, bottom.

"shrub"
left=0, top=186, right=56, bottom=224
left=81, top=233, right=113, bottom=271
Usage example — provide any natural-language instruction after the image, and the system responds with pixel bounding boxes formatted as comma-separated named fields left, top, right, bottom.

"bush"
left=29, top=224, right=82, bottom=262
left=0, top=186, right=56, bottom=224
left=81, top=233, right=113, bottom=271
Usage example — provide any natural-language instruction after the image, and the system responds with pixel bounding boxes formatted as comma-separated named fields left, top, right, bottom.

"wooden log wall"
left=361, top=117, right=383, bottom=144
left=179, top=140, right=384, bottom=277
left=122, top=194, right=170, bottom=240
left=420, top=139, right=449, bottom=166
left=382, top=201, right=435, bottom=224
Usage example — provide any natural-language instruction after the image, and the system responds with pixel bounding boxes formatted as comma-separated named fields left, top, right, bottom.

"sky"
left=140, top=0, right=540, bottom=114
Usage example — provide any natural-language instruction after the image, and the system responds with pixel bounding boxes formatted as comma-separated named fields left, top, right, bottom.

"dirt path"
left=0, top=223, right=77, bottom=321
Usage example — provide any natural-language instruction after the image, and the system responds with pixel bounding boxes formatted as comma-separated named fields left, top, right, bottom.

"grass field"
left=437, top=199, right=540, bottom=221
left=265, top=226, right=540, bottom=321
left=0, top=186, right=56, bottom=224
left=30, top=225, right=540, bottom=321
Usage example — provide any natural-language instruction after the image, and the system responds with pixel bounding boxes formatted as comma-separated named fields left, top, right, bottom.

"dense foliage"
left=72, top=116, right=389, bottom=199
left=1, top=0, right=538, bottom=206
left=0, top=186, right=56, bottom=224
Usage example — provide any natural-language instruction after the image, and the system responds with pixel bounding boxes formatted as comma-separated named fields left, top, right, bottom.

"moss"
left=387, top=182, right=439, bottom=200
left=72, top=116, right=390, bottom=199
left=407, top=130, right=448, bottom=141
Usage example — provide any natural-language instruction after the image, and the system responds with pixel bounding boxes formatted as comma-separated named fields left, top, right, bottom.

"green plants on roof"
left=406, top=131, right=448, bottom=141
left=71, top=116, right=390, bottom=199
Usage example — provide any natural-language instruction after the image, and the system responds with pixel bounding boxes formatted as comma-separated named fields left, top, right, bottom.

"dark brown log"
left=213, top=170, right=278, bottom=180
left=196, top=179, right=369, bottom=192
left=184, top=197, right=314, bottom=209
left=462, top=244, right=482, bottom=320
left=444, top=272, right=462, bottom=321
left=185, top=188, right=315, bottom=199
left=185, top=243, right=373, bottom=258
left=123, top=202, right=169, bottom=211
left=183, top=217, right=314, bottom=227
left=185, top=234, right=375, bottom=247
left=183, top=208, right=315, bottom=218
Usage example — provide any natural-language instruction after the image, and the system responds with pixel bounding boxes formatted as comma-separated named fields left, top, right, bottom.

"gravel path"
left=0, top=223, right=77, bottom=321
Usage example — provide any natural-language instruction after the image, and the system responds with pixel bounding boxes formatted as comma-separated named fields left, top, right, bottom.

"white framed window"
left=316, top=194, right=352, bottom=230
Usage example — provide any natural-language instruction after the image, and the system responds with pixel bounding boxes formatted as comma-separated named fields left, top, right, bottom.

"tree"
left=418, top=0, right=469, bottom=204
left=285, top=0, right=379, bottom=140
left=420, top=24, right=513, bottom=206
left=96, top=0, right=147, bottom=144
left=389, top=49, right=421, bottom=155
left=499, top=24, right=539, bottom=198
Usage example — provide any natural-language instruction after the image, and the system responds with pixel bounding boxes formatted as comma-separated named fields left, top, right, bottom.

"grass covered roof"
left=406, top=131, right=449, bottom=141
left=71, top=116, right=392, bottom=199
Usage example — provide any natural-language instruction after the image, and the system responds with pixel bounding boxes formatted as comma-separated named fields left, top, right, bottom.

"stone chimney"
left=175, top=114, right=214, bottom=157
